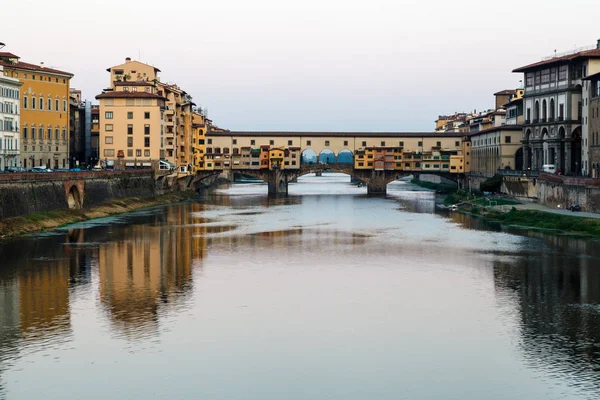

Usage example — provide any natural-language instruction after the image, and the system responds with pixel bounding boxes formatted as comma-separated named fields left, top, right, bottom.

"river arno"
left=1, top=173, right=600, bottom=400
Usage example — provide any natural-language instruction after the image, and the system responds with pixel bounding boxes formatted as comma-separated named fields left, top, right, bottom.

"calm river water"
left=1, top=173, right=600, bottom=399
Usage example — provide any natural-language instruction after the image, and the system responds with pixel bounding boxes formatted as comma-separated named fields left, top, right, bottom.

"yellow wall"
left=3, top=67, right=71, bottom=169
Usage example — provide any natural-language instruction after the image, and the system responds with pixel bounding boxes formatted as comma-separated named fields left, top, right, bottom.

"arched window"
left=549, top=98, right=555, bottom=120
left=542, top=99, right=547, bottom=121
left=534, top=101, right=540, bottom=121
left=39, top=97, right=44, bottom=110
left=55, top=128, right=60, bottom=140
left=31, top=97, right=36, bottom=109
left=32, top=127, right=36, bottom=139
left=223, top=147, right=230, bottom=154
left=55, top=98, right=59, bottom=111
left=23, top=96, right=28, bottom=109
left=48, top=97, right=52, bottom=110
left=39, top=127, right=44, bottom=140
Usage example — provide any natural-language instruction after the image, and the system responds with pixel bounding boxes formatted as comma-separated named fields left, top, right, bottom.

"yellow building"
left=0, top=51, right=73, bottom=169
left=97, top=58, right=167, bottom=169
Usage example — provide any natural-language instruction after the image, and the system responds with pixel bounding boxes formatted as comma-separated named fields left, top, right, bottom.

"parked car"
left=5, top=166, right=27, bottom=173
left=69, top=167, right=82, bottom=172
left=30, top=166, right=52, bottom=173
left=567, top=204, right=581, bottom=212
left=92, top=165, right=104, bottom=171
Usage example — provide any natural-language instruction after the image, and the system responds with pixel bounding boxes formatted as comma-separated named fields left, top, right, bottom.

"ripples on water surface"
left=1, top=173, right=600, bottom=399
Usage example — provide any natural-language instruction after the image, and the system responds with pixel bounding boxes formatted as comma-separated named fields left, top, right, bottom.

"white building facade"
left=0, top=66, right=22, bottom=170
left=513, top=41, right=600, bottom=176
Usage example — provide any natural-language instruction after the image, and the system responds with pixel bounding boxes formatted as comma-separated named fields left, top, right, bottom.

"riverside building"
left=0, top=51, right=73, bottom=170
left=0, top=65, right=22, bottom=170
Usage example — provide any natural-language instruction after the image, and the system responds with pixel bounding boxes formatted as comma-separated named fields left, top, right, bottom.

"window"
left=325, top=141, right=330, bottom=146
left=63, top=100, right=67, bottom=112
left=47, top=98, right=52, bottom=110
left=559, top=104, right=564, bottom=119
left=250, top=140, right=255, bottom=145
left=136, top=149, right=142, bottom=157
left=32, top=127, right=36, bottom=139
left=105, top=111, right=113, bottom=119
left=62, top=129, right=66, bottom=139
left=233, top=139, right=238, bottom=145
left=127, top=149, right=133, bottom=157
left=208, top=139, right=213, bottom=144
left=362, top=141, right=367, bottom=146
left=144, top=125, right=150, bottom=135
left=55, top=99, right=59, bottom=111
left=455, top=141, right=460, bottom=147
left=127, top=137, right=133, bottom=147
left=541, top=69, right=550, bottom=83
left=104, top=149, right=115, bottom=157
left=144, top=150, right=150, bottom=157
left=39, top=127, right=44, bottom=140
left=534, top=71, right=541, bottom=85
left=55, top=129, right=59, bottom=140
left=105, top=124, right=113, bottom=131
left=381, top=141, right=385, bottom=146
left=526, top=73, right=534, bottom=87
left=436, top=141, right=441, bottom=147
left=144, top=112, right=150, bottom=119
left=306, top=140, right=311, bottom=146
left=23, top=96, right=28, bottom=108
left=199, top=139, right=205, bottom=145
left=127, top=124, right=133, bottom=134
left=559, top=65, right=568, bottom=81
left=144, top=137, right=150, bottom=147
left=550, top=67, right=557, bottom=82
left=31, top=97, right=36, bottom=109
left=505, top=136, right=511, bottom=144
left=269, top=140, right=274, bottom=145
left=418, top=141, right=423, bottom=147
left=288, top=140, right=293, bottom=146
left=399, top=141, right=404, bottom=147
left=23, top=127, right=28, bottom=138
left=105, top=136, right=114, bottom=144
left=127, top=112, right=133, bottom=119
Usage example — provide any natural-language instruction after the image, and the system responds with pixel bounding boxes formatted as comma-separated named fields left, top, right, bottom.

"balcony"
left=1, top=149, right=20, bottom=155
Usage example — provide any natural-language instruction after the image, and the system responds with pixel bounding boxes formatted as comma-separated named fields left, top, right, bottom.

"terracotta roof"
left=583, top=71, right=600, bottom=81
left=0, top=59, right=73, bottom=77
left=113, top=81, right=155, bottom=86
left=494, top=89, right=517, bottom=96
left=513, top=49, right=600, bottom=72
left=0, top=52, right=20, bottom=59
left=206, top=131, right=467, bottom=138
left=468, top=125, right=523, bottom=137
left=95, top=91, right=167, bottom=100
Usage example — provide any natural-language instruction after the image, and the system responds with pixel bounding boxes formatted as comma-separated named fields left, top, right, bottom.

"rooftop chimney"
left=40, top=62, right=44, bottom=68
left=126, top=57, right=131, bottom=62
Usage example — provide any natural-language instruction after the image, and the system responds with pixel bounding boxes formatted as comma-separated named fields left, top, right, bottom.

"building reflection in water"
left=493, top=237, right=600, bottom=390
left=97, top=202, right=206, bottom=338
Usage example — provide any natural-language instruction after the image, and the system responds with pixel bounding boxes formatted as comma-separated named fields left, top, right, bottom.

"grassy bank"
left=0, top=191, right=197, bottom=240
left=472, top=208, right=600, bottom=238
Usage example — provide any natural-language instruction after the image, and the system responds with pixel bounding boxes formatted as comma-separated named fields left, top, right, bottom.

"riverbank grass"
left=486, top=209, right=600, bottom=237
left=0, top=192, right=196, bottom=240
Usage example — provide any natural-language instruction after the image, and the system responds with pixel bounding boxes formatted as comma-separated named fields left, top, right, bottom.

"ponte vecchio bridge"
left=196, top=131, right=472, bottom=196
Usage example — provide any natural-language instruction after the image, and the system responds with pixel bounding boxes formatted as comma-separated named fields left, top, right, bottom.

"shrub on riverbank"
left=486, top=209, right=600, bottom=237
left=410, top=179, right=456, bottom=194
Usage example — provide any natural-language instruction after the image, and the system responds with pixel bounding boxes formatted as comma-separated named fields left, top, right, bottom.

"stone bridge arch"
left=65, top=182, right=84, bottom=209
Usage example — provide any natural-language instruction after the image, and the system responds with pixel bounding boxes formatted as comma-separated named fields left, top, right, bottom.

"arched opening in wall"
left=534, top=100, right=540, bottom=122
left=67, top=185, right=82, bottom=210
left=542, top=128, right=550, bottom=166
left=515, top=147, right=524, bottom=170
left=301, top=149, right=317, bottom=165
left=318, top=149, right=335, bottom=164
left=542, top=99, right=547, bottom=121
left=549, top=98, right=555, bottom=120
left=571, top=127, right=582, bottom=175
left=337, top=150, right=353, bottom=165
left=558, top=127, right=566, bottom=172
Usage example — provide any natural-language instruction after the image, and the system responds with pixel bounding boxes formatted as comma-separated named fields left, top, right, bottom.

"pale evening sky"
left=2, top=0, right=599, bottom=131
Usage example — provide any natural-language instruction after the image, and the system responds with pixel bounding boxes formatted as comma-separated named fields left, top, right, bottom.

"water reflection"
left=1, top=174, right=600, bottom=399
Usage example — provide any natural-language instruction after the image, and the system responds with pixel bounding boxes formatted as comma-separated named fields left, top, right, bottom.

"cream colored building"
left=470, top=126, right=523, bottom=177
left=97, top=58, right=167, bottom=168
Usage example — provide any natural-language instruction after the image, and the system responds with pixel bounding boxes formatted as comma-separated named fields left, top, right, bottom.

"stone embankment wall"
left=0, top=171, right=154, bottom=219
left=536, top=174, right=600, bottom=212
left=501, top=173, right=600, bottom=212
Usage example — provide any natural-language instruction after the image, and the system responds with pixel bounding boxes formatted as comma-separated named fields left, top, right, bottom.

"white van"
left=542, top=164, right=556, bottom=173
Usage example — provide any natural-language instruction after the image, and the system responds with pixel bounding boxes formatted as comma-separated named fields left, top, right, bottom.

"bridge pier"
left=267, top=168, right=289, bottom=197
left=315, top=171, right=323, bottom=177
